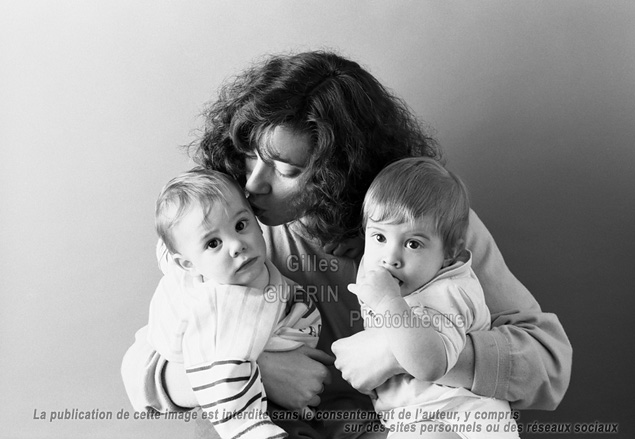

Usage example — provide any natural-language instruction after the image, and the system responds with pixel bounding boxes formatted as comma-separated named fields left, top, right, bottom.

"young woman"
left=122, top=51, right=571, bottom=438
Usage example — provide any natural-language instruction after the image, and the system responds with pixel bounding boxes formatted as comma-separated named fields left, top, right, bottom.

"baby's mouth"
left=390, top=274, right=404, bottom=286
left=237, top=257, right=257, bottom=272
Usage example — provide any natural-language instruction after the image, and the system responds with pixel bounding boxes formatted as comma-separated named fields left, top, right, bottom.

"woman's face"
left=244, top=125, right=311, bottom=226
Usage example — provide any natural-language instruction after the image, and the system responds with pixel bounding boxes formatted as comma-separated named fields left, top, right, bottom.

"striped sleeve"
left=182, top=284, right=288, bottom=439
left=186, top=360, right=284, bottom=439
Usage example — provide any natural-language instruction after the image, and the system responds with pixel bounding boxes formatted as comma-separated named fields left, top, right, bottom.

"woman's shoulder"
left=465, top=209, right=500, bottom=267
left=466, top=209, right=492, bottom=241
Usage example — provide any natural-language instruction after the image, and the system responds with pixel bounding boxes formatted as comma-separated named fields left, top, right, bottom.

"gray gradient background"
left=1, top=1, right=633, bottom=438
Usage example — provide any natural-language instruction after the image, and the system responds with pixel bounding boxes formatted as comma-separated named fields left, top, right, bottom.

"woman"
left=122, top=51, right=571, bottom=438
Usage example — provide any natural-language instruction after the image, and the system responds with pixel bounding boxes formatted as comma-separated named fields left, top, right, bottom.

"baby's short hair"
left=155, top=168, right=244, bottom=254
left=363, top=157, right=470, bottom=259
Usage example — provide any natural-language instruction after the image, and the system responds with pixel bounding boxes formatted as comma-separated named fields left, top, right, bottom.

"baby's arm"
left=182, top=285, right=287, bottom=439
left=121, top=325, right=192, bottom=412
left=348, top=268, right=448, bottom=382
left=124, top=270, right=195, bottom=412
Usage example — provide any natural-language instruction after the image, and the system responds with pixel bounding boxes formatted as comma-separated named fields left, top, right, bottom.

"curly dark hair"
left=190, top=50, right=440, bottom=244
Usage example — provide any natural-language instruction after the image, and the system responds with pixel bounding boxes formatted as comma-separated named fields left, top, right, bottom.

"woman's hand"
left=332, top=329, right=404, bottom=395
left=258, top=346, right=334, bottom=409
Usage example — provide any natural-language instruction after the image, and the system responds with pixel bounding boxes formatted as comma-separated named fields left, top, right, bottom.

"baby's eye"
left=235, top=220, right=247, bottom=232
left=406, top=240, right=421, bottom=249
left=207, top=238, right=221, bottom=249
left=373, top=234, right=386, bottom=243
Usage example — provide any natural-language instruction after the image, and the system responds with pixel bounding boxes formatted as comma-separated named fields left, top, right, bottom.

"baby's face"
left=363, top=215, right=446, bottom=296
left=171, top=194, right=268, bottom=288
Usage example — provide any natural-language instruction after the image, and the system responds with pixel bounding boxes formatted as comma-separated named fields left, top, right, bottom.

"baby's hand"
left=348, top=267, right=402, bottom=311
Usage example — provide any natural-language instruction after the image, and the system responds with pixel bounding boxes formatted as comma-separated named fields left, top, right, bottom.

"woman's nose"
left=245, top=155, right=271, bottom=195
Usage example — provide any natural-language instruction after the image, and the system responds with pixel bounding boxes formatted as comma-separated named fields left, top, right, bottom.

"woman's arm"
left=465, top=209, right=572, bottom=409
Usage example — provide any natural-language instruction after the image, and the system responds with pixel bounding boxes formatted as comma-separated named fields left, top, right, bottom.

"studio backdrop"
left=1, top=1, right=634, bottom=438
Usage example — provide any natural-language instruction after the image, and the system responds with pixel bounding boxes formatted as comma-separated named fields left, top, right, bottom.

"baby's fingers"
left=347, top=283, right=360, bottom=296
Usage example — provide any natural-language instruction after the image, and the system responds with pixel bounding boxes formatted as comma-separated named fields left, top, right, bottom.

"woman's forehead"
left=259, top=125, right=311, bottom=167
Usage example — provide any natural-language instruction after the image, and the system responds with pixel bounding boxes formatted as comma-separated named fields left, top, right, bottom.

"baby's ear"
left=443, top=239, right=465, bottom=267
left=174, top=254, right=197, bottom=275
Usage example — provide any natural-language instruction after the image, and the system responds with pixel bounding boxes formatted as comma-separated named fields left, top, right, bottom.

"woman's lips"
left=249, top=201, right=264, bottom=216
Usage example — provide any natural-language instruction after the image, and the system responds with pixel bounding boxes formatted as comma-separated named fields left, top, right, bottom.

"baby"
left=147, top=168, right=320, bottom=439
left=346, top=157, right=519, bottom=438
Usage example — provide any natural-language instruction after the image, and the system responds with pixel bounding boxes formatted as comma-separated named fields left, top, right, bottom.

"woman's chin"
left=258, top=211, right=305, bottom=228
left=254, top=214, right=275, bottom=226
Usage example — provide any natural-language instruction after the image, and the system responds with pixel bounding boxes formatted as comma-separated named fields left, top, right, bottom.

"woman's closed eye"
left=273, top=161, right=303, bottom=178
